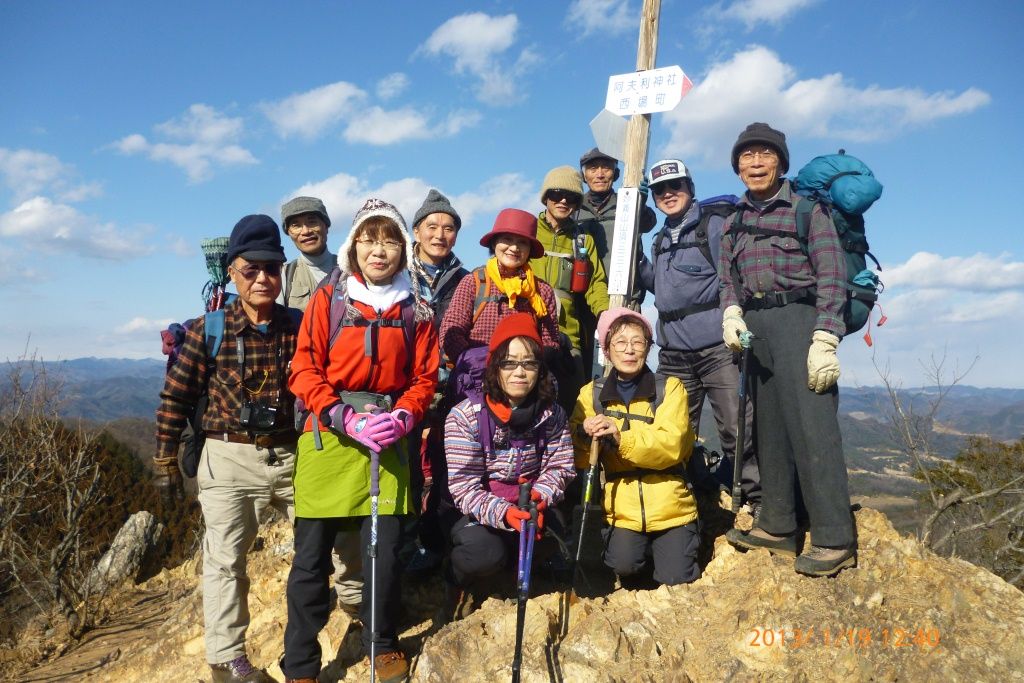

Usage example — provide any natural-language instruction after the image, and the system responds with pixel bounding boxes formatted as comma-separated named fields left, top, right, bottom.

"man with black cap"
left=279, top=196, right=336, bottom=310
left=637, top=158, right=760, bottom=520
left=408, top=188, right=468, bottom=572
left=719, top=122, right=856, bottom=578
left=155, top=214, right=300, bottom=682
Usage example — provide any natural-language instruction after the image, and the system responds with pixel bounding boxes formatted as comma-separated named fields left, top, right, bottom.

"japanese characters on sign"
left=607, top=187, right=640, bottom=296
left=604, top=65, right=693, bottom=116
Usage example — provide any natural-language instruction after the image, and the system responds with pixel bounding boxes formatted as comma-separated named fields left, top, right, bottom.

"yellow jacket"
left=570, top=368, right=697, bottom=533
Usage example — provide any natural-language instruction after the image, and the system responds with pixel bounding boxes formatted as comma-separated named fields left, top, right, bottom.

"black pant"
left=283, top=515, right=403, bottom=678
left=448, top=510, right=568, bottom=587
left=602, top=522, right=701, bottom=585
left=745, top=302, right=854, bottom=548
left=659, top=343, right=761, bottom=504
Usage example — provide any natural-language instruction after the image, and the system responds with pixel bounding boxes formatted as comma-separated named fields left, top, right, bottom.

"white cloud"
left=0, top=148, right=103, bottom=203
left=111, top=104, right=257, bottom=183
left=418, top=13, right=537, bottom=106
left=0, top=196, right=153, bottom=260
left=115, top=316, right=174, bottom=335
left=376, top=73, right=410, bottom=100
left=661, top=46, right=991, bottom=168
left=261, top=81, right=367, bottom=139
left=343, top=107, right=481, bottom=146
left=565, top=0, right=635, bottom=37
left=883, top=252, right=1024, bottom=292
left=285, top=171, right=536, bottom=243
left=706, top=0, right=819, bottom=30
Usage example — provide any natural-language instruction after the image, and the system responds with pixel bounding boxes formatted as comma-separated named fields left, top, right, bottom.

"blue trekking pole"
left=731, top=332, right=753, bottom=514
left=368, top=447, right=381, bottom=681
left=511, top=481, right=536, bottom=683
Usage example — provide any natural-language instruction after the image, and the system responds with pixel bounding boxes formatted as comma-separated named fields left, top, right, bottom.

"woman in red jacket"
left=283, top=198, right=438, bottom=683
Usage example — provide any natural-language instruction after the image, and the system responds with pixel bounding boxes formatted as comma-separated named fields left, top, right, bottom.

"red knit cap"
left=487, top=313, right=542, bottom=362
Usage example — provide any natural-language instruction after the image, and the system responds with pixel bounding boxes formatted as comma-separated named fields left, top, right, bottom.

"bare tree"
left=876, top=351, right=1024, bottom=588
left=0, top=354, right=105, bottom=637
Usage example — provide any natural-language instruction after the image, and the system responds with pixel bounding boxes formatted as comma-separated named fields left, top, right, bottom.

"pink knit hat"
left=597, top=307, right=653, bottom=349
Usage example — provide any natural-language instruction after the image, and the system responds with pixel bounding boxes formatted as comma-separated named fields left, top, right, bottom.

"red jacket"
left=289, top=283, right=439, bottom=428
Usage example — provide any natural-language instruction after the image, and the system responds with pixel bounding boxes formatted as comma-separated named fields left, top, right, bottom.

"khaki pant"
left=197, top=438, right=295, bottom=664
left=332, top=530, right=363, bottom=608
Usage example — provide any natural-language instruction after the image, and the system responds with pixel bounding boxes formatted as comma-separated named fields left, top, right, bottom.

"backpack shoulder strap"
left=652, top=372, right=668, bottom=414
left=471, top=266, right=506, bottom=323
left=324, top=267, right=348, bottom=348
left=205, top=309, right=227, bottom=359
left=794, top=195, right=817, bottom=250
left=282, top=259, right=299, bottom=303
left=591, top=376, right=606, bottom=416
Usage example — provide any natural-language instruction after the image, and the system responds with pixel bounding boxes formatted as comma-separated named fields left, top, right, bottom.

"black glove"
left=153, top=463, right=185, bottom=511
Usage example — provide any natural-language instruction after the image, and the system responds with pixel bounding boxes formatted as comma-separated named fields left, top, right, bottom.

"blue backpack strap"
left=205, top=308, right=227, bottom=359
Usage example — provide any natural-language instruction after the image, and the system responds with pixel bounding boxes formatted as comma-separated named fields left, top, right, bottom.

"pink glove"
left=328, top=404, right=389, bottom=454
left=375, top=409, right=415, bottom=449
left=327, top=403, right=357, bottom=434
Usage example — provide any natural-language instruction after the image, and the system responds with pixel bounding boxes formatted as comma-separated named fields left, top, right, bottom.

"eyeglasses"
left=498, top=359, right=541, bottom=372
left=355, top=238, right=403, bottom=252
left=546, top=190, right=580, bottom=205
left=230, top=262, right=282, bottom=279
left=610, top=339, right=648, bottom=352
left=738, top=148, right=778, bottom=163
left=287, top=218, right=324, bottom=233
left=651, top=178, right=687, bottom=196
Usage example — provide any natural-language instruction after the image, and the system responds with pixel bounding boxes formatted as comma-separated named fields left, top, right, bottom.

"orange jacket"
left=289, top=283, right=439, bottom=428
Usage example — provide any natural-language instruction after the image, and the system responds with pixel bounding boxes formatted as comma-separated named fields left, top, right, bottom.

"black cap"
left=226, top=214, right=286, bottom=265
left=579, top=147, right=618, bottom=167
left=730, top=122, right=790, bottom=174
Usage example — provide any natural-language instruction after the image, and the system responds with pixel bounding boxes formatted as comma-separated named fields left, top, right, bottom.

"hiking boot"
left=404, top=546, right=442, bottom=577
left=210, top=654, right=276, bottom=683
left=794, top=546, right=857, bottom=577
left=370, top=650, right=409, bottom=683
left=726, top=527, right=800, bottom=557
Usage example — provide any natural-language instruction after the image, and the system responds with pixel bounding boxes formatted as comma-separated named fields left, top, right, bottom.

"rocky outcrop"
left=86, top=511, right=163, bottom=594
left=25, top=507, right=1024, bottom=682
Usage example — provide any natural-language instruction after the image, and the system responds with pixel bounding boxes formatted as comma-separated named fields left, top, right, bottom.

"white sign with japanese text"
left=607, top=187, right=640, bottom=296
left=605, top=65, right=693, bottom=116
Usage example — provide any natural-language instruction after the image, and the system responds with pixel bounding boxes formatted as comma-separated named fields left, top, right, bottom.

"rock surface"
left=20, top=507, right=1024, bottom=682
left=86, top=510, right=164, bottom=594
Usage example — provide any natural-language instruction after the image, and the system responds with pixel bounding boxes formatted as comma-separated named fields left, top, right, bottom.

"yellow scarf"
left=485, top=257, right=548, bottom=318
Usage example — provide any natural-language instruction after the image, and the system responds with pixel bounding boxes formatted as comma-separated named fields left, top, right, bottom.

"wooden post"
left=609, top=0, right=661, bottom=311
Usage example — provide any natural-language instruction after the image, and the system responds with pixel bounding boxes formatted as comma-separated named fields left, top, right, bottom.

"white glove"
left=722, top=305, right=748, bottom=352
left=807, top=330, right=841, bottom=393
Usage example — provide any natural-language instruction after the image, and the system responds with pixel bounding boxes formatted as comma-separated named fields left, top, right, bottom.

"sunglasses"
left=230, top=262, right=282, bottom=279
left=651, top=178, right=687, bottom=196
left=546, top=190, right=580, bottom=205
left=498, top=359, right=541, bottom=372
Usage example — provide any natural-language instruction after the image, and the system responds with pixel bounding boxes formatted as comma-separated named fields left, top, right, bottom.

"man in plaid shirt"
left=155, top=214, right=298, bottom=683
left=719, top=123, right=856, bottom=578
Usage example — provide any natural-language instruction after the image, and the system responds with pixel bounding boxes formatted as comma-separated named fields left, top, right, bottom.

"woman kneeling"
left=571, top=307, right=700, bottom=587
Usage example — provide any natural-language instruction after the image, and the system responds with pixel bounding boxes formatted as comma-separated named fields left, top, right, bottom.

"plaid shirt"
left=154, top=299, right=299, bottom=467
left=719, top=180, right=846, bottom=337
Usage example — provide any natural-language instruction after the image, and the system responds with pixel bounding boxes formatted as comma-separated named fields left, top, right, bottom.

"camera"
left=239, top=401, right=278, bottom=432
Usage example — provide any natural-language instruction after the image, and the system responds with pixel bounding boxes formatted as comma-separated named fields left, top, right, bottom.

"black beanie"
left=731, top=122, right=789, bottom=174
left=412, top=189, right=462, bottom=230
left=226, top=214, right=286, bottom=265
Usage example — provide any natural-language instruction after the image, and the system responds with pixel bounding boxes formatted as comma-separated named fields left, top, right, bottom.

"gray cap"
left=412, top=189, right=461, bottom=230
left=281, top=196, right=331, bottom=232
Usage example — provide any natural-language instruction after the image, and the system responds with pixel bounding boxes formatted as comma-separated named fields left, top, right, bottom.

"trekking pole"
left=569, top=436, right=600, bottom=597
left=731, top=335, right=752, bottom=514
left=511, top=481, right=534, bottom=683
left=368, top=448, right=381, bottom=681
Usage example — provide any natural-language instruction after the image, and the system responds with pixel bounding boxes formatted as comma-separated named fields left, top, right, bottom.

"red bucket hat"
left=478, top=208, right=545, bottom=259
left=487, top=312, right=542, bottom=363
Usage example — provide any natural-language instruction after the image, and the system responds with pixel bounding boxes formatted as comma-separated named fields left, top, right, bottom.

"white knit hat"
left=337, top=198, right=414, bottom=275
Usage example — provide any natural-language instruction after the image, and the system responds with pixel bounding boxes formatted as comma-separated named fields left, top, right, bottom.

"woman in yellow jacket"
left=570, top=307, right=700, bottom=586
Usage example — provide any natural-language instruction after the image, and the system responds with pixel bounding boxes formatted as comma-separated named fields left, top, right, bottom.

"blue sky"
left=1, top=0, right=1021, bottom=388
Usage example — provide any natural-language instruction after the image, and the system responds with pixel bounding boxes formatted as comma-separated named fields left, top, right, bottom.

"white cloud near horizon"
left=706, top=0, right=819, bottom=30
left=0, top=148, right=103, bottom=204
left=260, top=81, right=368, bottom=139
left=0, top=196, right=154, bottom=260
left=661, top=46, right=991, bottom=168
left=565, top=0, right=635, bottom=37
left=418, top=12, right=538, bottom=106
left=111, top=104, right=257, bottom=183
left=115, top=316, right=175, bottom=335
left=376, top=73, right=410, bottom=100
